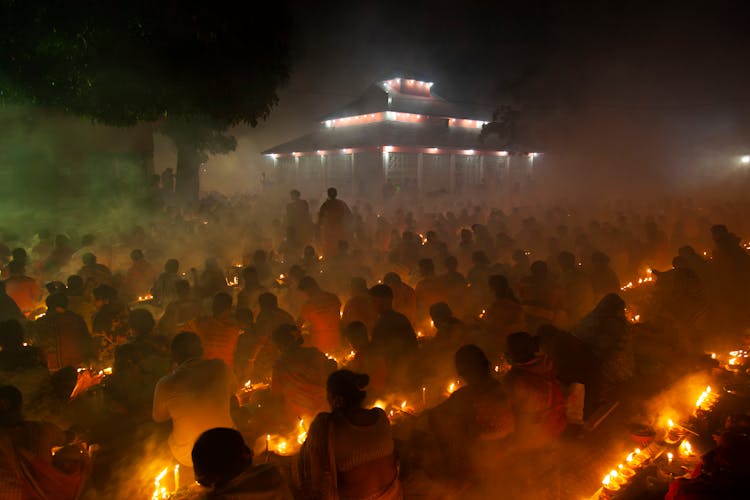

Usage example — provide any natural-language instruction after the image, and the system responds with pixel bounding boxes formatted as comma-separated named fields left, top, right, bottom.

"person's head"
left=344, top=321, right=369, bottom=351
left=0, top=385, right=23, bottom=426
left=241, top=266, right=259, bottom=287
left=129, top=309, right=155, bottom=337
left=175, top=279, right=191, bottom=299
left=488, top=274, right=513, bottom=299
left=7, top=260, right=24, bottom=276
left=369, top=284, right=393, bottom=313
left=272, top=324, right=303, bottom=352
left=258, top=292, right=278, bottom=312
left=10, top=248, right=27, bottom=264
left=298, top=276, right=320, bottom=296
left=193, top=428, right=253, bottom=489
left=591, top=251, right=610, bottom=267
left=82, top=252, right=97, bottom=266
left=677, top=245, right=697, bottom=259
left=212, top=292, right=233, bottom=318
left=327, top=187, right=338, bottom=199
left=460, top=228, right=473, bottom=243
left=92, top=284, right=117, bottom=307
left=130, top=249, right=144, bottom=262
left=557, top=251, right=575, bottom=271
left=350, top=277, right=368, bottom=296
left=444, top=256, right=458, bottom=273
left=327, top=370, right=369, bottom=411
left=46, top=292, right=69, bottom=312
left=430, top=302, right=453, bottom=328
left=530, top=260, right=548, bottom=279
left=506, top=332, right=538, bottom=365
left=290, top=189, right=301, bottom=200
left=303, top=246, right=316, bottom=259
left=454, top=345, right=491, bottom=385
left=66, top=275, right=84, bottom=294
left=383, top=273, right=401, bottom=289
left=171, top=332, right=203, bottom=364
left=0, top=320, right=24, bottom=352
left=418, top=258, right=435, bottom=278
left=165, top=258, right=179, bottom=274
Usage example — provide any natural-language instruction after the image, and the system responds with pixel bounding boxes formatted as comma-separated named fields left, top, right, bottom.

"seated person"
left=0, top=385, right=87, bottom=499
left=504, top=332, right=567, bottom=451
left=343, top=322, right=387, bottom=395
left=192, top=427, right=292, bottom=499
left=271, top=325, right=337, bottom=425
left=428, top=345, right=515, bottom=481
left=0, top=319, right=46, bottom=371
left=31, top=293, right=93, bottom=370
left=153, top=333, right=237, bottom=468
left=296, top=370, right=401, bottom=500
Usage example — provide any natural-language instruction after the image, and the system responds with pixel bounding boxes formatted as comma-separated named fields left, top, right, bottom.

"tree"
left=0, top=1, right=291, bottom=204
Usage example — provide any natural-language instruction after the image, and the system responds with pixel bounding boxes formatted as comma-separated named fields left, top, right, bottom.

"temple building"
left=262, top=77, right=540, bottom=198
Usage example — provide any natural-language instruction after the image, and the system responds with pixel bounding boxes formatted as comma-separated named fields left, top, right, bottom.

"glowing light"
left=152, top=467, right=169, bottom=500
left=383, top=145, right=394, bottom=152
left=427, top=147, right=439, bottom=153
left=292, top=152, right=300, bottom=157
left=463, top=149, right=476, bottom=155
left=341, top=148, right=352, bottom=154
left=668, top=418, right=675, bottom=428
left=741, top=155, right=750, bottom=164
left=267, top=153, right=278, bottom=159
left=497, top=151, right=508, bottom=156
left=667, top=452, right=673, bottom=464
left=317, top=150, right=326, bottom=156
left=680, top=440, right=693, bottom=456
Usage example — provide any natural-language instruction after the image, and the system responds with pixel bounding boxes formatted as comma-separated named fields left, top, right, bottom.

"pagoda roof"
left=262, top=119, right=527, bottom=155
left=321, top=81, right=491, bottom=122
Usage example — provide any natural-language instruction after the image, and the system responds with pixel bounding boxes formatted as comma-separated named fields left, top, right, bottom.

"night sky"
left=200, top=0, right=750, bottom=192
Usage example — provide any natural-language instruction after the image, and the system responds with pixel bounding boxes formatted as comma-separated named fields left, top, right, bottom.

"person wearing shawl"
left=271, top=325, right=336, bottom=425
left=572, top=293, right=634, bottom=391
left=295, top=370, right=401, bottom=500
left=192, top=427, right=292, bottom=499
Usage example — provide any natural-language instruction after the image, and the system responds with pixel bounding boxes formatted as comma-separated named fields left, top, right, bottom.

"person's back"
left=299, top=284, right=341, bottom=353
left=4, top=266, right=42, bottom=316
left=185, top=293, right=242, bottom=367
left=371, top=309, right=418, bottom=359
left=158, top=296, right=203, bottom=338
left=153, top=335, right=237, bottom=467
left=504, top=333, right=566, bottom=450
left=273, top=346, right=335, bottom=421
left=185, top=315, right=241, bottom=367
left=33, top=308, right=92, bottom=371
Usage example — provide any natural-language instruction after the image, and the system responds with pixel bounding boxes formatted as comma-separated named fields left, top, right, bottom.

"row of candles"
left=602, top=386, right=718, bottom=498
left=599, top=384, right=718, bottom=498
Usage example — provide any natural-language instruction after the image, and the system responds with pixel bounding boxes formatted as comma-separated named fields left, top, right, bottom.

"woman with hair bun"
left=295, top=369, right=402, bottom=499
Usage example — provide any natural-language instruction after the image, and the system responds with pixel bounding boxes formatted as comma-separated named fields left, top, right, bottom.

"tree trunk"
left=175, top=142, right=201, bottom=206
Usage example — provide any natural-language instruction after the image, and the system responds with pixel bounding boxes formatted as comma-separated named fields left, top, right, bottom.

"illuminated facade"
left=262, top=77, right=539, bottom=197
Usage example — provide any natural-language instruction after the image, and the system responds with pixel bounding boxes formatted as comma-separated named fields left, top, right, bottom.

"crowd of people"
left=0, top=185, right=749, bottom=499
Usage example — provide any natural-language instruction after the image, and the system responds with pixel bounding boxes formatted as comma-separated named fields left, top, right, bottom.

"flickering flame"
left=602, top=475, right=611, bottom=487
left=401, top=401, right=407, bottom=410
left=101, top=367, right=112, bottom=375
left=373, top=400, right=386, bottom=410
left=447, top=381, right=458, bottom=394
left=137, top=294, right=154, bottom=302
left=244, top=379, right=252, bottom=388
left=626, top=452, right=634, bottom=463
left=680, top=440, right=693, bottom=456
left=711, top=353, right=717, bottom=359
left=667, top=452, right=674, bottom=464
left=152, top=467, right=169, bottom=500
left=479, top=309, right=486, bottom=319
left=668, top=418, right=675, bottom=428
left=729, top=357, right=738, bottom=366
left=297, top=418, right=307, bottom=445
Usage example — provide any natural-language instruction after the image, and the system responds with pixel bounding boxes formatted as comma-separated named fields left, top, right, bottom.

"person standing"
left=318, top=188, right=352, bottom=259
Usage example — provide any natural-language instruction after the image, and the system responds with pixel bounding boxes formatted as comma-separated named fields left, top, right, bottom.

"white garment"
left=153, top=358, right=238, bottom=466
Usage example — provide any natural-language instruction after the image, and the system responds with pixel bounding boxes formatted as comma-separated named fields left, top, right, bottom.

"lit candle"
left=667, top=452, right=673, bottom=464
left=422, top=386, right=426, bottom=406
left=173, top=464, right=180, bottom=490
